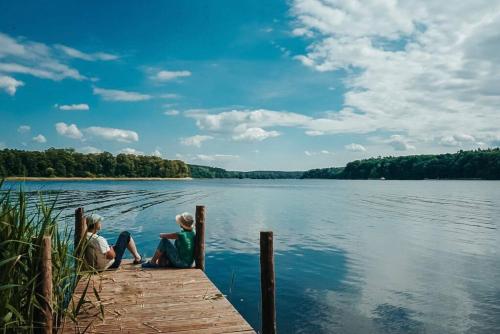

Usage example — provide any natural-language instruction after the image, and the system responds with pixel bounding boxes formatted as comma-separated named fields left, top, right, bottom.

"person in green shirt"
left=142, top=212, right=195, bottom=268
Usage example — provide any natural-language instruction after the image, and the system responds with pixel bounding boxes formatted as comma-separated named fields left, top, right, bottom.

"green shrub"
left=0, top=180, right=99, bottom=333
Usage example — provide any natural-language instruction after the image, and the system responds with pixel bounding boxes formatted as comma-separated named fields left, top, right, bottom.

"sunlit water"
left=4, top=179, right=500, bottom=333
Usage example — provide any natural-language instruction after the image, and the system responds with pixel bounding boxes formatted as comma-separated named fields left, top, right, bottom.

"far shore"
left=5, top=177, right=193, bottom=181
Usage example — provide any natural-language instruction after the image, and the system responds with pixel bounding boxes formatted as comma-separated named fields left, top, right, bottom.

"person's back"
left=83, top=214, right=143, bottom=271
left=142, top=212, right=196, bottom=269
left=84, top=232, right=114, bottom=270
left=175, top=230, right=195, bottom=266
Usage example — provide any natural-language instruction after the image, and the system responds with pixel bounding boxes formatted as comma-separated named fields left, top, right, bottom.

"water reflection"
left=3, top=179, right=500, bottom=333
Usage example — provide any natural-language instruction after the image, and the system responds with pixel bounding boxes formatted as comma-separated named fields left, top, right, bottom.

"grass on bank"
left=0, top=180, right=100, bottom=333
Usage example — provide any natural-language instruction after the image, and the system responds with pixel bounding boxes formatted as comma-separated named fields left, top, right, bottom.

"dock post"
left=74, top=207, right=85, bottom=256
left=260, top=231, right=276, bottom=334
left=194, top=205, right=206, bottom=271
left=37, top=235, right=53, bottom=334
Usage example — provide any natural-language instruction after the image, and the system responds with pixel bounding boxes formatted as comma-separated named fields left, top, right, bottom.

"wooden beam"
left=194, top=205, right=206, bottom=271
left=74, top=207, right=85, bottom=256
left=260, top=231, right=276, bottom=334
left=38, top=235, right=53, bottom=334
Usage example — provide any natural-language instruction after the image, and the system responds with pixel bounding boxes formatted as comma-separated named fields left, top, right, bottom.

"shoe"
left=133, top=256, right=146, bottom=265
left=141, top=261, right=159, bottom=268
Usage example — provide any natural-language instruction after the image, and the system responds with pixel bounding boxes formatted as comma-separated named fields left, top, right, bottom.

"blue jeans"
left=157, top=239, right=190, bottom=268
left=109, top=231, right=130, bottom=269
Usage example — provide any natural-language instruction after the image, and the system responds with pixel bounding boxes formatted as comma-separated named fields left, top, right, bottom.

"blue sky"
left=1, top=1, right=499, bottom=170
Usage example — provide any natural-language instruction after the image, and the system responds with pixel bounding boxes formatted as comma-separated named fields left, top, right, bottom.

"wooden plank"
left=63, top=260, right=255, bottom=334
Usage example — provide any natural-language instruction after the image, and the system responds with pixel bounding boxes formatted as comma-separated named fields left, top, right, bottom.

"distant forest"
left=0, top=148, right=190, bottom=178
left=302, top=149, right=500, bottom=180
left=1, top=148, right=499, bottom=180
left=188, top=164, right=303, bottom=179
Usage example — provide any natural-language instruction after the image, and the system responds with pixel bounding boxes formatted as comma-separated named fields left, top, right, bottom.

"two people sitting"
left=84, top=212, right=195, bottom=271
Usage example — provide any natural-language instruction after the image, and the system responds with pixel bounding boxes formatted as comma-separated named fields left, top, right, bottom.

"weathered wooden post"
left=74, top=207, right=85, bottom=255
left=194, top=205, right=206, bottom=271
left=38, top=235, right=53, bottom=334
left=260, top=231, right=276, bottom=334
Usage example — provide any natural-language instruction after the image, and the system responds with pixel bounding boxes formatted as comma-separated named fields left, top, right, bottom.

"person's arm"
left=97, top=236, right=115, bottom=259
left=160, top=233, right=178, bottom=239
left=105, top=247, right=116, bottom=259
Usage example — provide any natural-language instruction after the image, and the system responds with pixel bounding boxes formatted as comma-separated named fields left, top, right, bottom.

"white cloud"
left=186, top=108, right=385, bottom=142
left=32, top=134, right=46, bottom=143
left=180, top=135, right=213, bottom=148
left=151, top=149, right=162, bottom=157
left=0, top=75, right=24, bottom=95
left=55, top=122, right=83, bottom=140
left=159, top=93, right=180, bottom=99
left=304, top=150, right=333, bottom=156
left=57, top=103, right=89, bottom=111
left=187, top=108, right=310, bottom=141
left=290, top=0, right=500, bottom=147
left=93, top=87, right=151, bottom=102
left=17, top=125, right=31, bottom=133
left=191, top=109, right=310, bottom=132
left=305, top=130, right=324, bottom=136
left=387, top=135, right=416, bottom=151
left=0, top=142, right=5, bottom=149
left=455, top=134, right=476, bottom=142
left=119, top=148, right=144, bottom=155
left=292, top=28, right=313, bottom=37
left=439, top=134, right=477, bottom=147
left=78, top=146, right=103, bottom=154
left=345, top=143, right=367, bottom=152
left=194, top=154, right=239, bottom=162
left=232, top=127, right=280, bottom=142
left=163, top=109, right=179, bottom=116
left=85, top=126, right=139, bottom=143
left=54, top=44, right=118, bottom=61
left=152, top=70, right=191, bottom=81
left=0, top=32, right=86, bottom=82
left=439, top=136, right=459, bottom=147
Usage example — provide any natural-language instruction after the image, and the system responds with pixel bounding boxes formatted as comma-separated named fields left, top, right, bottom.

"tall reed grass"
left=0, top=181, right=98, bottom=333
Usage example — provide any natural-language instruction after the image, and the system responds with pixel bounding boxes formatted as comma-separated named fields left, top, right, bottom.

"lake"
left=4, top=179, right=500, bottom=333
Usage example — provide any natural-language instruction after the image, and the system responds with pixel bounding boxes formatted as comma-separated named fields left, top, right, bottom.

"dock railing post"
left=260, top=231, right=276, bottom=334
left=194, top=205, right=206, bottom=271
left=37, top=235, right=53, bottom=334
left=74, top=207, right=85, bottom=257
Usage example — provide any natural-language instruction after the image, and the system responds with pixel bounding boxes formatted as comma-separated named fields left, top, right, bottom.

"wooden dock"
left=62, top=260, right=256, bottom=334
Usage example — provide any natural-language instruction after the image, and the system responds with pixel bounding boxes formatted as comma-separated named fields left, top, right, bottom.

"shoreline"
left=5, top=177, right=193, bottom=181
left=4, top=177, right=497, bottom=181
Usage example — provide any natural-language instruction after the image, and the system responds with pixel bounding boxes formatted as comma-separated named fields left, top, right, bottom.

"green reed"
left=0, top=181, right=100, bottom=333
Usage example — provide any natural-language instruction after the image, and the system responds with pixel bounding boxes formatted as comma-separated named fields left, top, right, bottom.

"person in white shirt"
left=84, top=214, right=144, bottom=270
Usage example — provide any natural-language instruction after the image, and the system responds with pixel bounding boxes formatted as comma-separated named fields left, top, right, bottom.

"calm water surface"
left=5, top=179, right=500, bottom=333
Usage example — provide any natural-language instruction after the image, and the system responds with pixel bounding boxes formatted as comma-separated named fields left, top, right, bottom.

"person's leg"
left=158, top=238, right=188, bottom=268
left=127, top=236, right=141, bottom=261
left=150, top=239, right=177, bottom=265
left=158, top=254, right=170, bottom=267
left=147, top=238, right=168, bottom=265
left=150, top=249, right=163, bottom=264
left=109, top=231, right=130, bottom=269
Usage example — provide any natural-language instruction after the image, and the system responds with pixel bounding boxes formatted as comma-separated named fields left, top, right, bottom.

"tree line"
left=0, top=148, right=189, bottom=178
left=301, top=149, right=500, bottom=180
left=188, top=164, right=303, bottom=179
left=1, top=148, right=499, bottom=180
